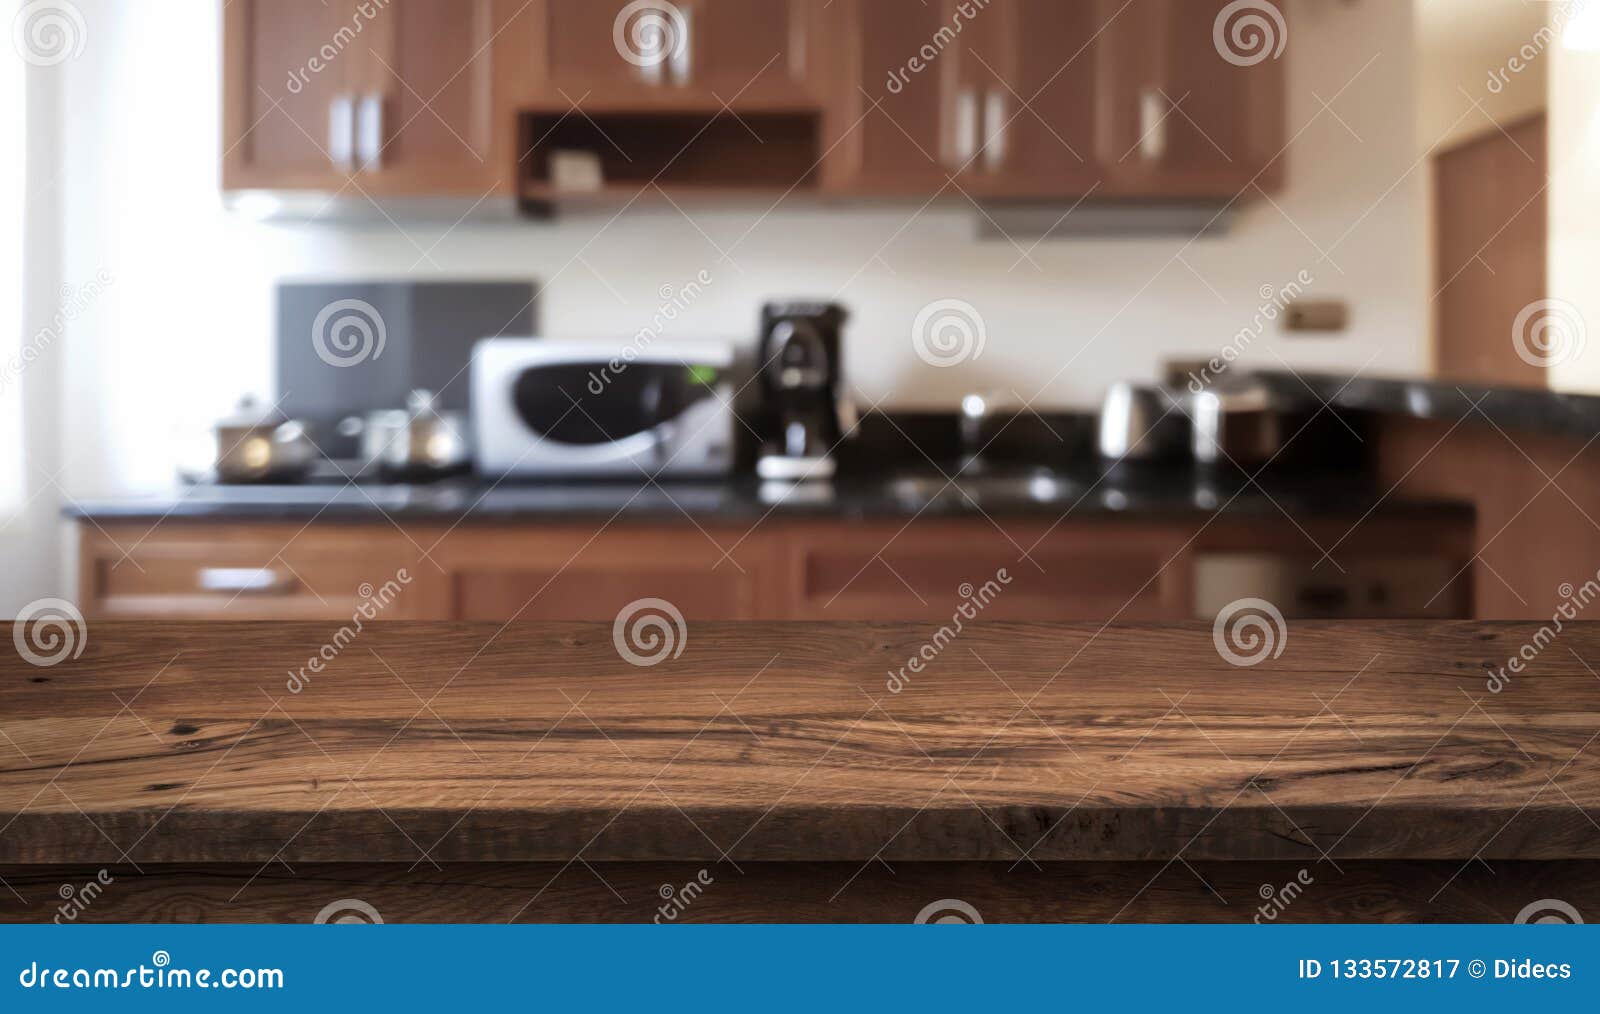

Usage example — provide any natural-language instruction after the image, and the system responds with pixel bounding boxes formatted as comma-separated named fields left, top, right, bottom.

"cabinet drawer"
left=80, top=525, right=418, bottom=621
left=785, top=520, right=1193, bottom=621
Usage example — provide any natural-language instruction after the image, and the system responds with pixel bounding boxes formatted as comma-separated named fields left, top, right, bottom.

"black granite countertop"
left=62, top=466, right=1471, bottom=525
left=1256, top=371, right=1600, bottom=441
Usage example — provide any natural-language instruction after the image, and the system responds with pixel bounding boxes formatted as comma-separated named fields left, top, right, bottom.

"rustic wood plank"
left=4, top=862, right=1596, bottom=925
left=2, top=622, right=1598, bottom=863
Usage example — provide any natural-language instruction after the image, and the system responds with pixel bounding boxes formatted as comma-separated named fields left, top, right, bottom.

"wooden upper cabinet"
left=1095, top=0, right=1287, bottom=196
left=520, top=0, right=818, bottom=110
left=348, top=0, right=505, bottom=195
left=222, top=0, right=1287, bottom=201
left=947, top=0, right=1104, bottom=196
left=222, top=0, right=356, bottom=190
left=820, top=0, right=953, bottom=194
left=223, top=0, right=513, bottom=195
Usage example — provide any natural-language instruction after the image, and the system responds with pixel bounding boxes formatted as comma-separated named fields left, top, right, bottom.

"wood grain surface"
left=5, top=862, right=1596, bottom=924
left=2, top=622, right=1598, bottom=864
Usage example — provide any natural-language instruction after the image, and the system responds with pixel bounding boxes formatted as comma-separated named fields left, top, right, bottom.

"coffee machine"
left=755, top=301, right=853, bottom=481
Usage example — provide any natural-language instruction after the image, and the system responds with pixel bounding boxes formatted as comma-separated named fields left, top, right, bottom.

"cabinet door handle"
left=198, top=567, right=294, bottom=595
left=329, top=94, right=355, bottom=171
left=951, top=88, right=979, bottom=170
left=983, top=89, right=1008, bottom=173
left=670, top=5, right=693, bottom=86
left=1139, top=87, right=1168, bottom=163
left=357, top=93, right=385, bottom=169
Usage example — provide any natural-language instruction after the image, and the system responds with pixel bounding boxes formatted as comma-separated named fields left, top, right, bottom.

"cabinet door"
left=784, top=520, right=1193, bottom=621
left=351, top=0, right=504, bottom=194
left=823, top=0, right=952, bottom=194
left=423, top=526, right=788, bottom=621
left=536, top=0, right=812, bottom=108
left=1096, top=0, right=1286, bottom=196
left=222, top=0, right=359, bottom=190
left=966, top=0, right=1104, bottom=195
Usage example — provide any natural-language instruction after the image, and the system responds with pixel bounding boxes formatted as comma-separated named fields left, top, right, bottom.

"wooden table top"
left=2, top=621, right=1597, bottom=863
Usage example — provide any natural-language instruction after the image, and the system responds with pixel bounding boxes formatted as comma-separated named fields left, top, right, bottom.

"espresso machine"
left=755, top=301, right=853, bottom=481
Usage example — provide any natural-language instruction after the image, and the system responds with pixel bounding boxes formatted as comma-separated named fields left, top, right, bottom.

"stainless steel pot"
left=214, top=397, right=316, bottom=483
left=339, top=389, right=471, bottom=479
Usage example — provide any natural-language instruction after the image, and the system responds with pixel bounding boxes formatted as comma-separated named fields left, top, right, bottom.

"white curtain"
left=0, top=10, right=23, bottom=518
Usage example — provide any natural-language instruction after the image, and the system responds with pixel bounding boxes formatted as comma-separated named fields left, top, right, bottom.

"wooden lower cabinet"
left=76, top=513, right=1471, bottom=622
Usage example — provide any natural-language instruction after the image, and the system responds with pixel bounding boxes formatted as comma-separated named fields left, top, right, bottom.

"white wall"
left=0, top=58, right=66, bottom=614
left=43, top=0, right=1427, bottom=506
left=1548, top=29, right=1600, bottom=393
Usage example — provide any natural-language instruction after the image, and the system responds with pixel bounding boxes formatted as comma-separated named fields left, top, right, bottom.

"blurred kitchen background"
left=2, top=0, right=1595, bottom=626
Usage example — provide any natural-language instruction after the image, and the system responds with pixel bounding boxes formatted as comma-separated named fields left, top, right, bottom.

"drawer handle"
left=197, top=567, right=294, bottom=595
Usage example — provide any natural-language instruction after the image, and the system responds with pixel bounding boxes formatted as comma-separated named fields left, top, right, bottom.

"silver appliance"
left=472, top=339, right=737, bottom=478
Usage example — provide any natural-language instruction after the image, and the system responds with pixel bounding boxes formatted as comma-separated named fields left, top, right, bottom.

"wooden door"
left=421, top=526, right=788, bottom=621
left=350, top=0, right=504, bottom=195
left=958, top=0, right=1104, bottom=196
left=533, top=0, right=812, bottom=109
left=1095, top=0, right=1286, bottom=197
left=822, top=0, right=952, bottom=194
left=1433, top=115, right=1548, bottom=387
left=222, top=0, right=360, bottom=190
